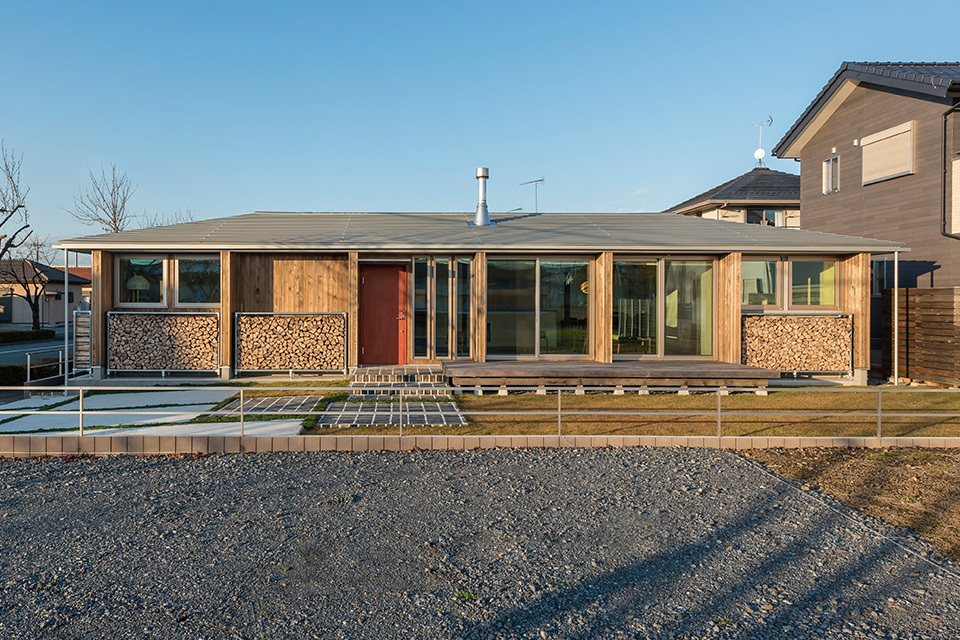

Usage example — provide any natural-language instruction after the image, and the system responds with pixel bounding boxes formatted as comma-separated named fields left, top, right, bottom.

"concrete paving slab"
left=43, top=420, right=303, bottom=437
left=0, top=405, right=213, bottom=433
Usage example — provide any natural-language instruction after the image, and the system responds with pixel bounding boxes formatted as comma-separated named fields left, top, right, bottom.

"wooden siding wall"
left=799, top=83, right=956, bottom=287
left=840, top=252, right=871, bottom=370
left=472, top=252, right=487, bottom=363
left=91, top=250, right=113, bottom=369
left=593, top=252, right=613, bottom=363
left=717, top=252, right=741, bottom=364
left=233, top=253, right=350, bottom=313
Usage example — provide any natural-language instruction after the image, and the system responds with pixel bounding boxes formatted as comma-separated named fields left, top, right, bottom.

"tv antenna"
left=520, top=177, right=545, bottom=213
left=748, top=116, right=773, bottom=167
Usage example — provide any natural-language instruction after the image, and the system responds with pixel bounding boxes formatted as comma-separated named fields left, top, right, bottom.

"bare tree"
left=68, top=163, right=137, bottom=233
left=139, top=207, right=195, bottom=229
left=0, top=142, right=32, bottom=262
left=0, top=235, right=54, bottom=330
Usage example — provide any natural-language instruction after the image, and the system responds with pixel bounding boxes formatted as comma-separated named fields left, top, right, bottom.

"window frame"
left=611, top=255, right=717, bottom=360
left=822, top=156, right=840, bottom=194
left=740, top=257, right=782, bottom=311
left=485, top=255, right=594, bottom=361
left=114, top=254, right=168, bottom=309
left=787, top=257, right=840, bottom=311
left=173, top=254, right=222, bottom=309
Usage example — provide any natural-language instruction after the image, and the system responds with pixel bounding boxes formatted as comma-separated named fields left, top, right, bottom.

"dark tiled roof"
left=666, top=168, right=800, bottom=214
left=54, top=266, right=93, bottom=282
left=0, top=260, right=92, bottom=285
left=774, top=61, right=960, bottom=157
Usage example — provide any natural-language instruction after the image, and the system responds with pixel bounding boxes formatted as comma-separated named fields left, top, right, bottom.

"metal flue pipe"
left=473, top=167, right=494, bottom=226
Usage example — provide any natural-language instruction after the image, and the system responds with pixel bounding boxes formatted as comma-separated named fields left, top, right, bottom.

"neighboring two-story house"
left=666, top=167, right=800, bottom=228
left=773, top=61, right=960, bottom=380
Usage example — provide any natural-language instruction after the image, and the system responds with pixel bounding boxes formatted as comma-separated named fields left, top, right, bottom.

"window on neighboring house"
left=175, top=256, right=220, bottom=307
left=871, top=259, right=888, bottom=297
left=790, top=259, right=837, bottom=308
left=862, top=121, right=915, bottom=185
left=822, top=157, right=840, bottom=194
left=117, top=257, right=165, bottom=306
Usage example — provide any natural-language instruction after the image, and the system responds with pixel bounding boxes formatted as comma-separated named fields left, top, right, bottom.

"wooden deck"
left=442, top=360, right=778, bottom=388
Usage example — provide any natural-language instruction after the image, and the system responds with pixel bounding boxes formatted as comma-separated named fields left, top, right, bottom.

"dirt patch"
left=744, top=447, right=960, bottom=560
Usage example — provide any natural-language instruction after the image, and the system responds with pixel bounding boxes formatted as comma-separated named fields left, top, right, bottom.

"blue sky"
left=3, top=0, right=960, bottom=249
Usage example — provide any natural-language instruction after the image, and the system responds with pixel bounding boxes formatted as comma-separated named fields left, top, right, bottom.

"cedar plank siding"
left=799, top=83, right=957, bottom=287
left=233, top=253, right=350, bottom=313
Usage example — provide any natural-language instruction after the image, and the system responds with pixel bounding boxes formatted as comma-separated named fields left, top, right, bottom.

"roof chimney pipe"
left=472, top=167, right=495, bottom=227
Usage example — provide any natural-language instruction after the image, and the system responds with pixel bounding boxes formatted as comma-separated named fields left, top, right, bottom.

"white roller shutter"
left=861, top=121, right=915, bottom=185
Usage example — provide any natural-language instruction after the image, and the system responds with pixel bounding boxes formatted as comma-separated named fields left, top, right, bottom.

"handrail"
left=0, top=384, right=959, bottom=441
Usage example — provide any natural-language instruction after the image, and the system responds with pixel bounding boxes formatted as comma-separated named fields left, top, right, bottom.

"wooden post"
left=219, top=250, right=233, bottom=379
left=472, top=252, right=487, bottom=362
left=717, top=252, right=742, bottom=364
left=348, top=251, right=359, bottom=368
left=90, top=250, right=113, bottom=378
left=593, top=252, right=613, bottom=363
left=840, top=252, right=871, bottom=373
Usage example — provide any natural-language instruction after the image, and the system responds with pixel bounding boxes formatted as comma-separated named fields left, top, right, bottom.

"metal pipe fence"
left=0, top=384, right=959, bottom=441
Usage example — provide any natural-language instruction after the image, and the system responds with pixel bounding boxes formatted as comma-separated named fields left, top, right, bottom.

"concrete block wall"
left=1, top=434, right=958, bottom=458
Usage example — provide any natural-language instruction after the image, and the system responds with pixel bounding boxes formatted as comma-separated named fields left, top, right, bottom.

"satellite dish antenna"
left=748, top=116, right=773, bottom=168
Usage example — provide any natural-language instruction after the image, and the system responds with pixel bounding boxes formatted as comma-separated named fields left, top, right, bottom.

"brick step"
left=351, top=373, right=445, bottom=384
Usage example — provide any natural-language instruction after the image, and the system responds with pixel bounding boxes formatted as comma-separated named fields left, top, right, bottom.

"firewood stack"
left=108, top=314, right=219, bottom=371
left=742, top=315, right=852, bottom=372
left=236, top=314, right=346, bottom=371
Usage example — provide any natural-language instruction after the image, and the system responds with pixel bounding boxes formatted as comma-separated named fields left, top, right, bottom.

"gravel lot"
left=1, top=448, right=959, bottom=639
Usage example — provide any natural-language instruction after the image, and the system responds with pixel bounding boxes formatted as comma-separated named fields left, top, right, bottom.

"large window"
left=456, top=259, right=471, bottom=358
left=540, top=261, right=589, bottom=354
left=487, top=260, right=537, bottom=356
left=411, top=256, right=471, bottom=360
left=435, top=258, right=451, bottom=358
left=664, top=260, right=713, bottom=356
left=791, top=260, right=837, bottom=307
left=487, top=258, right=591, bottom=358
left=741, top=260, right=779, bottom=307
left=175, top=256, right=220, bottom=307
left=613, top=261, right=657, bottom=355
left=117, top=257, right=165, bottom=306
left=413, top=258, right=429, bottom=358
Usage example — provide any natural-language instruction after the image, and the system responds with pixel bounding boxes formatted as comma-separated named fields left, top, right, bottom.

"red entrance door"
left=359, top=264, right=407, bottom=365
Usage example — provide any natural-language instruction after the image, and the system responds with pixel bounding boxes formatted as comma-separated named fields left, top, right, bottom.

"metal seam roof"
left=55, top=211, right=904, bottom=254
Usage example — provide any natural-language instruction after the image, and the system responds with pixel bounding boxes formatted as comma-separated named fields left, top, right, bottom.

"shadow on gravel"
left=465, top=474, right=939, bottom=639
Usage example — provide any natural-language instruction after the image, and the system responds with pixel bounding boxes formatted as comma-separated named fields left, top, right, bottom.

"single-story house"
left=56, top=171, right=902, bottom=386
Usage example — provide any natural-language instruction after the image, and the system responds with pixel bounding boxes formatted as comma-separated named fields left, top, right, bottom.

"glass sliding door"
left=487, top=260, right=537, bottom=356
left=540, top=261, right=589, bottom=354
left=613, top=261, right=658, bottom=355
left=434, top=258, right=451, bottom=358
left=664, top=260, right=714, bottom=356
left=456, top=258, right=471, bottom=358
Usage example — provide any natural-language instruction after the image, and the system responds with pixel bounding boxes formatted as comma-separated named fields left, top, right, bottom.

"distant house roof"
left=55, top=210, right=902, bottom=255
left=0, top=260, right=92, bottom=285
left=774, top=61, right=960, bottom=158
left=665, top=168, right=800, bottom=215
left=55, top=266, right=93, bottom=282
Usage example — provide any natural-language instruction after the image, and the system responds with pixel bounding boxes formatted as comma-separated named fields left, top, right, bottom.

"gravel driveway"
left=1, top=448, right=958, bottom=639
